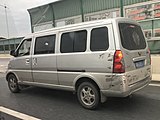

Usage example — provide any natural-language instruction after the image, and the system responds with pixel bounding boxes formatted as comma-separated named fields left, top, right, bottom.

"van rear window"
left=119, top=23, right=146, bottom=50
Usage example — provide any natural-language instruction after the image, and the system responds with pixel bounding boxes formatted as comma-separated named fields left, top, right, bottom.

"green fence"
left=148, top=40, right=160, bottom=54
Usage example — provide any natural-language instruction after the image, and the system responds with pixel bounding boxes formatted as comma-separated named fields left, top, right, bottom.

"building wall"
left=0, top=37, right=23, bottom=54
left=82, top=0, right=149, bottom=13
left=28, top=0, right=152, bottom=32
left=1, top=0, right=157, bottom=54
left=124, top=1, right=160, bottom=38
left=53, top=0, right=81, bottom=20
left=27, top=0, right=160, bottom=54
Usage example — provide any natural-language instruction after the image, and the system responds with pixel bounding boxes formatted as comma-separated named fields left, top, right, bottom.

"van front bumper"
left=101, top=75, right=151, bottom=97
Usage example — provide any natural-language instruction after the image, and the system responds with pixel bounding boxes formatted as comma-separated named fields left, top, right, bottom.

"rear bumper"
left=101, top=75, right=151, bottom=97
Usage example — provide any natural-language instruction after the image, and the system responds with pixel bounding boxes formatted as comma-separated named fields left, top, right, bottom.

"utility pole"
left=80, top=0, right=84, bottom=22
left=0, top=4, right=9, bottom=38
left=120, top=0, right=124, bottom=17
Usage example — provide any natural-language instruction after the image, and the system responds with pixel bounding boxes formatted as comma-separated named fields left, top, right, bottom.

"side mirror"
left=10, top=50, right=17, bottom=57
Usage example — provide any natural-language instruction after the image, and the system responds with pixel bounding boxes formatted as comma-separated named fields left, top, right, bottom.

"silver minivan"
left=6, top=18, right=151, bottom=109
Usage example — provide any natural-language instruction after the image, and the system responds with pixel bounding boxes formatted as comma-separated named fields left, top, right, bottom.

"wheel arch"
left=74, top=74, right=107, bottom=103
left=74, top=76, right=101, bottom=92
left=6, top=72, right=19, bottom=82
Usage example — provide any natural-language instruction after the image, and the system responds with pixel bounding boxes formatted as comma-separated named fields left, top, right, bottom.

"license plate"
left=135, top=60, right=144, bottom=68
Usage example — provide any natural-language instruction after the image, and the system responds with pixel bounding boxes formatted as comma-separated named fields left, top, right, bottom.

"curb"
left=0, top=56, right=11, bottom=58
left=152, top=74, right=160, bottom=81
left=0, top=54, right=11, bottom=58
left=151, top=80, right=160, bottom=84
left=0, top=57, right=11, bottom=59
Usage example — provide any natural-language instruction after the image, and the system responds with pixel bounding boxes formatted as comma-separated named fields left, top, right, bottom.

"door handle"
left=25, top=58, right=30, bottom=64
left=33, top=58, right=37, bottom=66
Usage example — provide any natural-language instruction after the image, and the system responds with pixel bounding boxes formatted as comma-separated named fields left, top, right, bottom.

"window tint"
left=60, top=30, right=87, bottom=53
left=34, top=35, right=56, bottom=55
left=17, top=39, right=32, bottom=56
left=119, top=23, right=146, bottom=50
left=60, top=33, right=73, bottom=53
left=90, top=27, right=109, bottom=51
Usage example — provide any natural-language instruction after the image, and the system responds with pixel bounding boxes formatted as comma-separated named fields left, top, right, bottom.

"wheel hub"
left=81, top=86, right=95, bottom=106
left=9, top=78, right=16, bottom=89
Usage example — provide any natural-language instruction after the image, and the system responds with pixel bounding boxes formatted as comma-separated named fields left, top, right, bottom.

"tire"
left=77, top=82, right=100, bottom=110
left=7, top=74, right=20, bottom=93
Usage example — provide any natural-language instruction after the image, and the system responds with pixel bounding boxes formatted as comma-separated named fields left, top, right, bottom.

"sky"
left=0, top=0, right=58, bottom=38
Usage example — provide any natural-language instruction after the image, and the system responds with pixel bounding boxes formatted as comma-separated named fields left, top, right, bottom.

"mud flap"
left=100, top=92, right=107, bottom=103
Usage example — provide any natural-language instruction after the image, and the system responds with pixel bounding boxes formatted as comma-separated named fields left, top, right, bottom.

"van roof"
left=26, top=17, right=137, bottom=37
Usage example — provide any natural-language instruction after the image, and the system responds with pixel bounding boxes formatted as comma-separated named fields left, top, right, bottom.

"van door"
left=57, top=25, right=115, bottom=89
left=32, top=35, right=58, bottom=84
left=13, top=38, right=33, bottom=82
left=118, top=23, right=151, bottom=84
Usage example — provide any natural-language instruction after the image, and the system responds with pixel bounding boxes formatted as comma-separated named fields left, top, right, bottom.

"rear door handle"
left=25, top=58, right=30, bottom=64
left=33, top=58, right=37, bottom=66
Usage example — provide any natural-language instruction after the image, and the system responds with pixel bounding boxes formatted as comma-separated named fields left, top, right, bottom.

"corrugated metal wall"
left=83, top=0, right=151, bottom=14
left=28, top=5, right=53, bottom=25
left=53, top=0, right=81, bottom=20
left=123, top=0, right=150, bottom=6
left=28, top=0, right=152, bottom=32
left=83, top=0, right=120, bottom=14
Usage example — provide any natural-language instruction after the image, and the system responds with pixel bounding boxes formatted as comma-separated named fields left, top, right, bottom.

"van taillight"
left=113, top=50, right=125, bottom=73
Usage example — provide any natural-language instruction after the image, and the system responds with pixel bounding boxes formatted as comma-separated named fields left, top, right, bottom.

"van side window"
left=90, top=27, right=109, bottom=51
left=17, top=39, right=32, bottom=57
left=34, top=35, right=56, bottom=55
left=60, top=30, right=87, bottom=53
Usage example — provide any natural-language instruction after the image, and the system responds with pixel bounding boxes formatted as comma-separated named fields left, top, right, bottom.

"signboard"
left=84, top=9, right=120, bottom=22
left=154, top=2, right=160, bottom=18
left=125, top=1, right=160, bottom=38
left=125, top=2, right=160, bottom=21
left=55, top=16, right=82, bottom=27
left=154, top=29, right=160, bottom=37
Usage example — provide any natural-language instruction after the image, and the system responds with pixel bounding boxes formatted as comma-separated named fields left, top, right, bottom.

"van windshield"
left=119, top=23, right=146, bottom=50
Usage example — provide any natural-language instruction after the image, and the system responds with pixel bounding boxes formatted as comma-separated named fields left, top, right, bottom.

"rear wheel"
left=7, top=74, right=20, bottom=93
left=77, top=82, right=100, bottom=110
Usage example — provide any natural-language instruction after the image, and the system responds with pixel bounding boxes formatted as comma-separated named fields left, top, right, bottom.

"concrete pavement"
left=0, top=72, right=160, bottom=120
left=0, top=58, right=10, bottom=73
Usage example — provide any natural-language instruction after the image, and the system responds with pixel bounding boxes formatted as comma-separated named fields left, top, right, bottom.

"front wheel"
left=7, top=74, right=20, bottom=93
left=77, top=82, right=100, bottom=110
